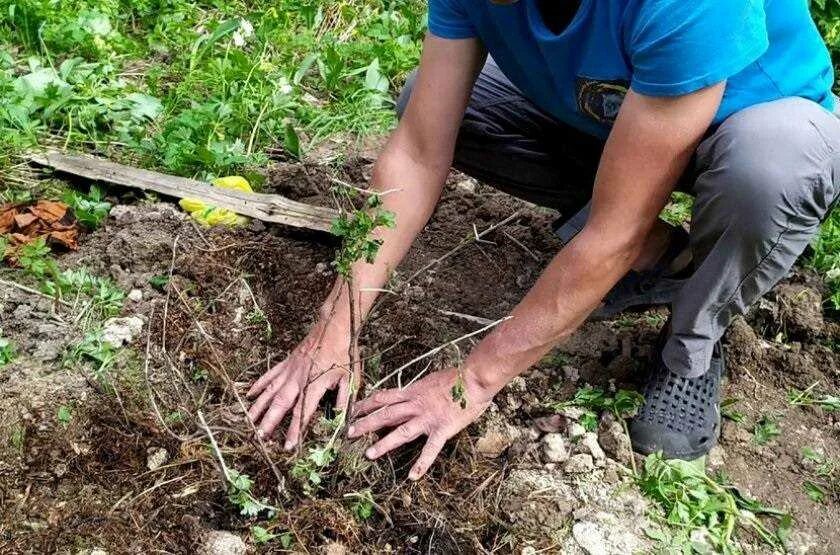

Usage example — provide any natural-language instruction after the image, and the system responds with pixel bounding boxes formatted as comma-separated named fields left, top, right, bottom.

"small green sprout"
left=753, top=415, right=782, bottom=445
left=63, top=185, right=111, bottom=229
left=0, top=337, right=16, bottom=366
left=57, top=405, right=73, bottom=427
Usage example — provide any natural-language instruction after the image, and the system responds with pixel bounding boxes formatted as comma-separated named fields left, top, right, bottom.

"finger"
left=354, top=388, right=409, bottom=417
left=254, top=388, right=299, bottom=438
left=408, top=434, right=446, bottom=480
left=283, top=394, right=305, bottom=451
left=365, top=420, right=423, bottom=460
left=347, top=402, right=415, bottom=438
left=247, top=361, right=286, bottom=398
left=247, top=373, right=290, bottom=423
left=336, top=374, right=351, bottom=415
left=286, top=376, right=334, bottom=449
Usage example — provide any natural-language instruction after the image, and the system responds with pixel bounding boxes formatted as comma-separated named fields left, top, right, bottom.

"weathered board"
left=28, top=150, right=338, bottom=232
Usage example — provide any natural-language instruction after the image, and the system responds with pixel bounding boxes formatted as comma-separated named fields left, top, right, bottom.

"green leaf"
left=57, top=405, right=72, bottom=427
left=803, top=481, right=826, bottom=503
left=753, top=415, right=782, bottom=445
left=149, top=274, right=170, bottom=290
left=125, top=93, right=163, bottom=122
left=251, top=525, right=277, bottom=545
left=283, top=123, right=301, bottom=159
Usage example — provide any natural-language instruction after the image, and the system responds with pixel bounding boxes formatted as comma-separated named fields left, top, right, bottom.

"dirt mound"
left=1, top=159, right=838, bottom=553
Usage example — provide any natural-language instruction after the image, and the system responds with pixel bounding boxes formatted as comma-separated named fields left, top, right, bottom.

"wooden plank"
left=28, top=150, right=338, bottom=232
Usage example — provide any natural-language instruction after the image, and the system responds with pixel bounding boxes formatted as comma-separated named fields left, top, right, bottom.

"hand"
left=348, top=367, right=494, bottom=480
left=246, top=323, right=358, bottom=450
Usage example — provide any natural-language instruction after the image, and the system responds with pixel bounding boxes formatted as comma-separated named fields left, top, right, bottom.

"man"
left=248, top=0, right=840, bottom=479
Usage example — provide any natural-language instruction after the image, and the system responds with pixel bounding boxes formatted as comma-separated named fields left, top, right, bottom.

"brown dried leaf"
left=29, top=200, right=68, bottom=223
left=48, top=229, right=79, bottom=249
left=0, top=207, right=17, bottom=233
left=14, top=212, right=38, bottom=229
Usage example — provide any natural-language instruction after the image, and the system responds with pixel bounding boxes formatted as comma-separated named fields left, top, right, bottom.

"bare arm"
left=352, top=83, right=725, bottom=479
left=318, top=35, right=488, bottom=339
left=464, top=84, right=725, bottom=394
left=247, top=35, right=487, bottom=447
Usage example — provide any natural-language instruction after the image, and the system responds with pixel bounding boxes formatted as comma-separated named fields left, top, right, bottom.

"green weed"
left=548, top=385, right=645, bottom=420
left=639, top=453, right=791, bottom=554
left=800, top=447, right=838, bottom=504
left=68, top=329, right=117, bottom=380
left=251, top=525, right=292, bottom=547
left=752, top=414, right=782, bottom=445
left=0, top=0, right=425, bottom=178
left=0, top=336, right=16, bottom=366
left=720, top=398, right=745, bottom=423
left=346, top=489, right=375, bottom=521
left=660, top=191, right=693, bottom=227
left=788, top=383, right=840, bottom=412
left=226, top=468, right=274, bottom=517
left=57, top=404, right=73, bottom=427
left=17, top=236, right=55, bottom=279
left=62, top=185, right=111, bottom=229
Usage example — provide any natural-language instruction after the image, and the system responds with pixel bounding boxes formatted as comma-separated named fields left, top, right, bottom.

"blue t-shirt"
left=429, top=0, right=835, bottom=138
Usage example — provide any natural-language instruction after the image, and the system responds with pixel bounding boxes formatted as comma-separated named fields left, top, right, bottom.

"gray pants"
left=397, top=60, right=840, bottom=377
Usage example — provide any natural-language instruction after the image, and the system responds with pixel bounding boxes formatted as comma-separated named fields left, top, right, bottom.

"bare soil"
left=0, top=159, right=837, bottom=554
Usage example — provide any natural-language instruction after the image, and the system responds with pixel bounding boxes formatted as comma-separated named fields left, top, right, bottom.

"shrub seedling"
left=788, top=383, right=840, bottom=412
left=62, top=185, right=112, bottom=229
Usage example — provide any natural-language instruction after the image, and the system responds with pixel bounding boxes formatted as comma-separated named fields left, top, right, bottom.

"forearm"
left=461, top=85, right=725, bottom=399
left=317, top=130, right=452, bottom=340
left=463, top=226, right=648, bottom=394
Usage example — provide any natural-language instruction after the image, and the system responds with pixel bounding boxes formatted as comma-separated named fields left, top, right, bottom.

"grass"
left=0, top=336, right=16, bottom=366
left=788, top=383, right=840, bottom=412
left=0, top=0, right=425, bottom=180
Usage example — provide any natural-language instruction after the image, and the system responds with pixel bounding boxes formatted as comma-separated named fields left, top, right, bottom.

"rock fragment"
left=572, top=511, right=649, bottom=555
left=196, top=530, right=247, bottom=555
left=541, top=433, right=569, bottom=463
left=475, top=419, right=521, bottom=458
left=564, top=453, right=594, bottom=474
left=101, top=316, right=144, bottom=348
left=146, top=447, right=169, bottom=471
left=597, top=412, right=632, bottom=464
left=578, top=432, right=606, bottom=467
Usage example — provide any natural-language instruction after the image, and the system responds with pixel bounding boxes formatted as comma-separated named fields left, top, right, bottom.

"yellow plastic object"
left=179, top=176, right=252, bottom=226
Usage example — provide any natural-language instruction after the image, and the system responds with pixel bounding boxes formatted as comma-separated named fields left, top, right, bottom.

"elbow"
left=572, top=224, right=649, bottom=272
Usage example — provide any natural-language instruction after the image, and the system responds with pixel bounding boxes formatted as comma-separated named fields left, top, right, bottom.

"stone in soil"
left=597, top=412, right=632, bottom=465
left=499, top=469, right=579, bottom=540
left=577, top=432, right=606, bottom=467
left=571, top=512, right=649, bottom=555
left=541, top=433, right=569, bottom=463
left=101, top=316, right=144, bottom=348
left=564, top=454, right=595, bottom=474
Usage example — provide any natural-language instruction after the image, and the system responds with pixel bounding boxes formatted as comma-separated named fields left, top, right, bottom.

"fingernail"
left=408, top=471, right=419, bottom=481
left=347, top=426, right=356, bottom=437
left=365, top=448, right=375, bottom=459
left=284, top=441, right=294, bottom=451
left=256, top=429, right=265, bottom=439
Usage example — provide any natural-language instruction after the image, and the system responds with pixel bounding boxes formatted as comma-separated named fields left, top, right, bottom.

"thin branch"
left=370, top=316, right=511, bottom=391
left=0, top=278, right=72, bottom=307
left=403, top=211, right=521, bottom=286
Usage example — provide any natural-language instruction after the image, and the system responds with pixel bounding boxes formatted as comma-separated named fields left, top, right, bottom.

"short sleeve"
left=428, top=0, right=476, bottom=40
left=626, top=0, right=769, bottom=97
